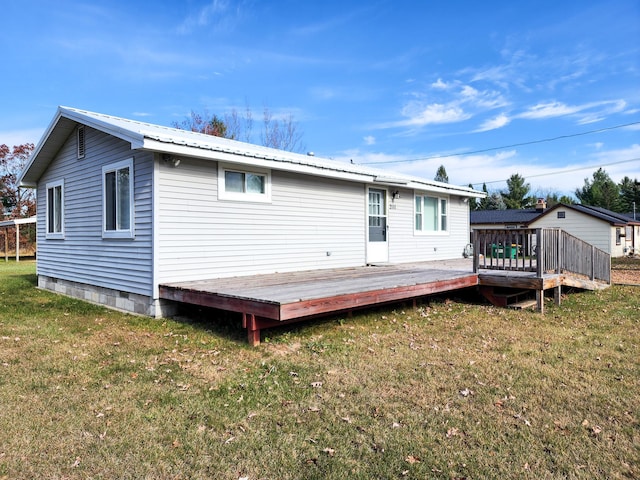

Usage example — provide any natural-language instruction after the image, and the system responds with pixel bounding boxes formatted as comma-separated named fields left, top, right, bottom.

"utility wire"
left=359, top=120, right=640, bottom=165
left=472, top=157, right=640, bottom=187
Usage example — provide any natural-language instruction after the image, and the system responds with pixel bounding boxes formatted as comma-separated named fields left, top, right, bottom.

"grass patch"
left=0, top=260, right=638, bottom=479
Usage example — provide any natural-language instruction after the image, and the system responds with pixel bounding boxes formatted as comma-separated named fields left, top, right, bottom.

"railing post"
left=536, top=229, right=543, bottom=277
left=590, top=245, right=595, bottom=280
left=472, top=229, right=478, bottom=273
left=557, top=229, right=562, bottom=274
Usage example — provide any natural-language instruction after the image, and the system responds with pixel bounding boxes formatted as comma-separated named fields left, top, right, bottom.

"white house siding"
left=529, top=208, right=613, bottom=255
left=156, top=158, right=367, bottom=283
left=36, top=127, right=154, bottom=296
left=388, top=189, right=471, bottom=262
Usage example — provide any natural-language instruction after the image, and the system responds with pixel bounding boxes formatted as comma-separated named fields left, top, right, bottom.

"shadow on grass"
left=169, top=286, right=487, bottom=345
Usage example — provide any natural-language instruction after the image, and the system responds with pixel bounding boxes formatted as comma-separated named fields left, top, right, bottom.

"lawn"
left=0, top=261, right=638, bottom=479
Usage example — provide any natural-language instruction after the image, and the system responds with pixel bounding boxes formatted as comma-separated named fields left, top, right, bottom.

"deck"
left=160, top=228, right=611, bottom=346
left=160, top=260, right=479, bottom=345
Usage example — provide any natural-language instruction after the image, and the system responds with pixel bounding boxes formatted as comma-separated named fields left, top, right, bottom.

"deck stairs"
left=478, top=286, right=537, bottom=310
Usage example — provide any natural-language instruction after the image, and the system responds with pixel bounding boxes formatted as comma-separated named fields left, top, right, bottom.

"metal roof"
left=19, top=106, right=485, bottom=198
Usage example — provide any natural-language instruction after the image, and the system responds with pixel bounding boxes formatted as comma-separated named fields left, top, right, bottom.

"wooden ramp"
left=160, top=262, right=479, bottom=345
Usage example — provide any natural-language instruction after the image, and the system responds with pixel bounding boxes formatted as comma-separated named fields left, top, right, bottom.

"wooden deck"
left=160, top=228, right=612, bottom=345
left=159, top=260, right=479, bottom=345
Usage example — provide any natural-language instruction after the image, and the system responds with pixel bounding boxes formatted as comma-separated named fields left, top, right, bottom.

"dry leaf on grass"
left=405, top=455, right=420, bottom=464
left=323, top=447, right=335, bottom=456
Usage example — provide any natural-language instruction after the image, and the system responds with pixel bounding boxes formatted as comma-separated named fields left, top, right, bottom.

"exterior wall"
left=529, top=207, right=614, bottom=255
left=156, top=158, right=367, bottom=283
left=36, top=127, right=154, bottom=297
left=388, top=188, right=471, bottom=262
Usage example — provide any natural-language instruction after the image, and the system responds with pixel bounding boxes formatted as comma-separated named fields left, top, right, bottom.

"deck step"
left=508, top=298, right=538, bottom=310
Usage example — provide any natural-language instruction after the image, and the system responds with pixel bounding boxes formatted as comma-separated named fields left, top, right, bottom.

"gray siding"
left=157, top=158, right=366, bottom=283
left=36, top=127, right=154, bottom=296
left=388, top=189, right=471, bottom=262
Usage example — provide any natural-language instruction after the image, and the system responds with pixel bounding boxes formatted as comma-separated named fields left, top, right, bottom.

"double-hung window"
left=46, top=180, right=64, bottom=239
left=218, top=164, right=271, bottom=202
left=415, top=194, right=448, bottom=233
left=102, top=158, right=134, bottom=238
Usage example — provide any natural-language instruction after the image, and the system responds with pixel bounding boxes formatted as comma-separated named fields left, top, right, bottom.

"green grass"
left=0, top=260, right=638, bottom=479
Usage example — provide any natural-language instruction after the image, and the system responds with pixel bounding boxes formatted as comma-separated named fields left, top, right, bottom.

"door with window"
left=367, top=188, right=388, bottom=263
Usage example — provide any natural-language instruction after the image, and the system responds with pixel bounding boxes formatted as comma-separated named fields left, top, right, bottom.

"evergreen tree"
left=468, top=183, right=478, bottom=211
left=618, top=176, right=640, bottom=214
left=434, top=165, right=449, bottom=183
left=501, top=173, right=533, bottom=209
left=575, top=168, right=621, bottom=212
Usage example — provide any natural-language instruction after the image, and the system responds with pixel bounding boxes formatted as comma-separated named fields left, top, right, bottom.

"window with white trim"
left=218, top=164, right=271, bottom=202
left=46, top=180, right=64, bottom=238
left=102, top=158, right=134, bottom=238
left=415, top=194, right=448, bottom=233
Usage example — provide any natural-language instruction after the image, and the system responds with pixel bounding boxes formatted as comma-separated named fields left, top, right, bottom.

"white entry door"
left=367, top=187, right=389, bottom=263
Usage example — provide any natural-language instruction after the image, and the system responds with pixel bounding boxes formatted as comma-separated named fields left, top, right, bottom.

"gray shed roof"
left=470, top=208, right=542, bottom=225
left=20, top=106, right=484, bottom=198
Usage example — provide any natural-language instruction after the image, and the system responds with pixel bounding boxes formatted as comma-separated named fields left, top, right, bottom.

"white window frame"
left=45, top=179, right=64, bottom=239
left=414, top=193, right=449, bottom=235
left=218, top=163, right=271, bottom=202
left=102, top=158, right=134, bottom=239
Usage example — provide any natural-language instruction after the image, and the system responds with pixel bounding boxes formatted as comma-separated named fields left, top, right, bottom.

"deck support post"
left=536, top=290, right=544, bottom=314
left=554, top=285, right=561, bottom=306
left=243, top=313, right=261, bottom=347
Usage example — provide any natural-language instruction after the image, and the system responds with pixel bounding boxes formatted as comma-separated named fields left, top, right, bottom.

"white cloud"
left=518, top=101, right=581, bottom=119
left=363, top=135, right=376, bottom=145
left=476, top=113, right=511, bottom=132
left=400, top=102, right=471, bottom=126
left=0, top=128, right=45, bottom=147
left=431, top=78, right=449, bottom=89
left=177, top=0, right=235, bottom=34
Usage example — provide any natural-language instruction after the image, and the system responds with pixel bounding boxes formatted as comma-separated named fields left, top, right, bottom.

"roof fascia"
left=59, top=107, right=145, bottom=148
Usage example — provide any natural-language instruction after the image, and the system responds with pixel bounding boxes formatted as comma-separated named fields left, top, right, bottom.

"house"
left=19, top=107, right=484, bottom=318
left=471, top=201, right=639, bottom=257
left=470, top=198, right=547, bottom=230
left=529, top=203, right=639, bottom=257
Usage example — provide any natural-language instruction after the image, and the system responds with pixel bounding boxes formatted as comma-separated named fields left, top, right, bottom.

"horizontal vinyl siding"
left=530, top=209, right=612, bottom=254
left=157, top=159, right=366, bottom=282
left=36, top=127, right=153, bottom=296
left=388, top=189, right=470, bottom=262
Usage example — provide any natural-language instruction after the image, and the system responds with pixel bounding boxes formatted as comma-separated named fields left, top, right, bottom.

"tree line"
left=432, top=164, right=639, bottom=214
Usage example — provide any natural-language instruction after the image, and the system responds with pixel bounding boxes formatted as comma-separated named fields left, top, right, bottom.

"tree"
left=575, top=168, right=621, bottom=212
left=260, top=108, right=305, bottom=153
left=478, top=183, right=490, bottom=210
left=434, top=165, right=449, bottom=183
left=618, top=176, right=640, bottom=214
left=485, top=192, right=506, bottom=210
left=501, top=173, right=533, bottom=209
left=467, top=183, right=478, bottom=211
left=0, top=143, right=36, bottom=220
left=173, top=105, right=306, bottom=153
left=172, top=110, right=229, bottom=138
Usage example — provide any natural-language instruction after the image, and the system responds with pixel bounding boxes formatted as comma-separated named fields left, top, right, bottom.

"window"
left=557, top=211, right=566, bottom=219
left=616, top=228, right=622, bottom=246
left=218, top=164, right=271, bottom=202
left=102, top=158, right=134, bottom=238
left=46, top=180, right=64, bottom=238
left=415, top=194, right=448, bottom=233
left=77, top=126, right=85, bottom=159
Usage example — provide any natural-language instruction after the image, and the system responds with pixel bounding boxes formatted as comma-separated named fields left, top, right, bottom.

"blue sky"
left=2, top=0, right=639, bottom=197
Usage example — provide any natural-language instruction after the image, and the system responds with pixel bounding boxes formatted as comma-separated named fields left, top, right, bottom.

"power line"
left=359, top=120, right=640, bottom=165
left=472, top=157, right=640, bottom=187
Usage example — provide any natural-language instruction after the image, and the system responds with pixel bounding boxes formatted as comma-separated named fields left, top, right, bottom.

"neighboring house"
left=471, top=201, right=639, bottom=257
left=529, top=203, right=639, bottom=258
left=19, top=107, right=484, bottom=317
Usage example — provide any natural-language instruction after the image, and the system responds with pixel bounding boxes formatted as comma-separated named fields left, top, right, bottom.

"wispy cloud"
left=177, top=0, right=241, bottom=34
left=363, top=135, right=376, bottom=146
left=476, top=113, right=511, bottom=132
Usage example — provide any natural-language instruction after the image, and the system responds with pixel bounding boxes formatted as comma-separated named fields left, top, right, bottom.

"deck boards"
left=158, top=258, right=609, bottom=345
left=160, top=261, right=479, bottom=320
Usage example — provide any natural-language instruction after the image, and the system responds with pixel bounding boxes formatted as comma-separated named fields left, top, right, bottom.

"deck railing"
left=473, top=228, right=610, bottom=284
